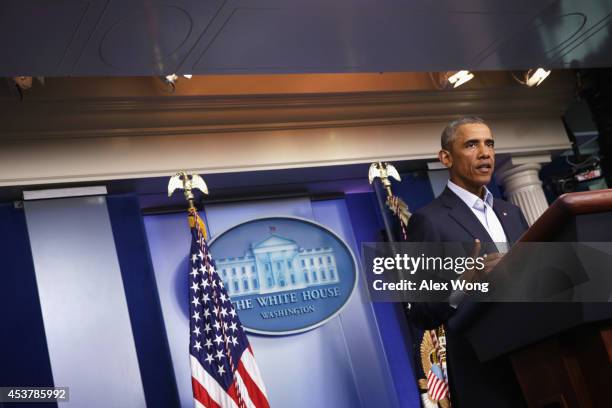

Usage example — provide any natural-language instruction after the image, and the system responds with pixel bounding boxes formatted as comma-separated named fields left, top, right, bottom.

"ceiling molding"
left=2, top=87, right=573, bottom=111
left=0, top=86, right=574, bottom=142
left=0, top=118, right=571, bottom=187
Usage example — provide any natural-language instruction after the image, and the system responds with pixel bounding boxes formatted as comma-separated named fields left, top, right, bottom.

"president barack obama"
left=407, top=116, right=529, bottom=407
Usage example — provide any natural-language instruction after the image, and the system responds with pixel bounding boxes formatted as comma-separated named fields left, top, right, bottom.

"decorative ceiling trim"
left=0, top=118, right=571, bottom=187
left=0, top=87, right=574, bottom=142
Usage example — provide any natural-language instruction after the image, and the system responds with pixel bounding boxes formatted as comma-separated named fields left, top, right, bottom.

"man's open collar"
left=447, top=179, right=494, bottom=210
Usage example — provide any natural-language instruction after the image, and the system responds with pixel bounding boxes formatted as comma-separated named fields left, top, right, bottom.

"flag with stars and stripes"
left=188, top=209, right=270, bottom=408
left=426, top=364, right=449, bottom=402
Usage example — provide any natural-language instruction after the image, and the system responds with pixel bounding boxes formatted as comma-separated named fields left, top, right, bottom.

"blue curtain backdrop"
left=1, top=181, right=433, bottom=408
left=0, top=203, right=55, bottom=408
left=0, top=195, right=179, bottom=408
left=106, top=195, right=180, bottom=408
left=344, top=170, right=435, bottom=408
left=144, top=196, right=403, bottom=408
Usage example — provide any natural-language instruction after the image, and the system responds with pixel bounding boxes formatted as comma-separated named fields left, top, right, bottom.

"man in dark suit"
left=406, top=116, right=529, bottom=407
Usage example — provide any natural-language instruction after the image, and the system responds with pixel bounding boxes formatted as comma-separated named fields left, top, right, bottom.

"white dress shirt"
left=446, top=180, right=509, bottom=307
left=447, top=180, right=508, bottom=252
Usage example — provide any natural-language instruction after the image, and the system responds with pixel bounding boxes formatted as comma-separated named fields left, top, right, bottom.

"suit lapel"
left=492, top=200, right=520, bottom=243
left=440, top=188, right=493, bottom=242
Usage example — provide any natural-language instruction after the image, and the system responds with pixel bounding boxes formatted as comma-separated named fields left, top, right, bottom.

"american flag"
left=425, top=329, right=449, bottom=404
left=188, top=209, right=270, bottom=408
left=426, top=365, right=449, bottom=402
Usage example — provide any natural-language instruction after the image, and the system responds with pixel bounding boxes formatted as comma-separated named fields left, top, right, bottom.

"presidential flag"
left=387, top=195, right=451, bottom=407
left=188, top=209, right=270, bottom=408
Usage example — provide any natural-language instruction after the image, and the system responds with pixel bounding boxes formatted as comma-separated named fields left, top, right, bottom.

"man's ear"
left=439, top=149, right=452, bottom=168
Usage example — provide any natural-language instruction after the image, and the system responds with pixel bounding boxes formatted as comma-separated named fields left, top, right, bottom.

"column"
left=496, top=155, right=551, bottom=226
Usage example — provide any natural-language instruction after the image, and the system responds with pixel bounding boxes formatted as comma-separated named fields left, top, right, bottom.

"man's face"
left=439, top=123, right=495, bottom=195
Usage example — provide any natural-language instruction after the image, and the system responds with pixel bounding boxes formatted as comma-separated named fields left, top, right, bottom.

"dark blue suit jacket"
left=406, top=187, right=529, bottom=408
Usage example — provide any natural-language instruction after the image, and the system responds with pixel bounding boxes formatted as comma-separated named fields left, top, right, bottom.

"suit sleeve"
left=403, top=211, right=456, bottom=329
left=405, top=212, right=440, bottom=242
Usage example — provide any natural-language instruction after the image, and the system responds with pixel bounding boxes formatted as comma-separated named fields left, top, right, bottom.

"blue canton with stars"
left=189, top=226, right=250, bottom=389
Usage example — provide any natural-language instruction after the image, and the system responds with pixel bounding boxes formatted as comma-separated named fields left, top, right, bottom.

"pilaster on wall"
left=496, top=155, right=552, bottom=226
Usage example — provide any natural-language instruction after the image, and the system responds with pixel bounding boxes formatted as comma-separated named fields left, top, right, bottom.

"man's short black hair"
left=441, top=116, right=490, bottom=150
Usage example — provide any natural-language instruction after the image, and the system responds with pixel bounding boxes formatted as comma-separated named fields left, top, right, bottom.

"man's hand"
left=482, top=252, right=504, bottom=276
left=463, top=239, right=504, bottom=282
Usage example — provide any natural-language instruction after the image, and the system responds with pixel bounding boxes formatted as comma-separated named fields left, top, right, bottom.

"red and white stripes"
left=191, top=348, right=270, bottom=408
left=426, top=369, right=449, bottom=401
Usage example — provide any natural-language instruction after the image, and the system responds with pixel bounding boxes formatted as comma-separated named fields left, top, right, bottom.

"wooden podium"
left=464, top=190, right=612, bottom=408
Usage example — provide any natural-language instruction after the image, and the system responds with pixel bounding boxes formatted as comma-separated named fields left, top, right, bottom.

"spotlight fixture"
left=512, top=68, right=551, bottom=87
left=430, top=70, right=475, bottom=89
left=447, top=70, right=474, bottom=88
left=160, top=73, right=193, bottom=92
left=165, top=73, right=179, bottom=84
left=7, top=76, right=44, bottom=100
left=164, top=73, right=193, bottom=83
left=13, top=76, right=33, bottom=90
left=526, top=68, right=550, bottom=87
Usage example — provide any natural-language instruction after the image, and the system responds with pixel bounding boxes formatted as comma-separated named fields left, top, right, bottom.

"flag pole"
left=368, top=162, right=411, bottom=240
left=168, top=170, right=209, bottom=211
left=168, top=171, right=270, bottom=408
left=369, top=162, right=452, bottom=407
left=168, top=171, right=210, bottom=236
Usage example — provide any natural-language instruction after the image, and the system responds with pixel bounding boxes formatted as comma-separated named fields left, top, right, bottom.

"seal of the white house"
left=208, top=217, right=359, bottom=335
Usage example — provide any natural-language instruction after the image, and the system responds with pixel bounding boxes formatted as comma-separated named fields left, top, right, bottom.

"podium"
left=462, top=190, right=612, bottom=408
